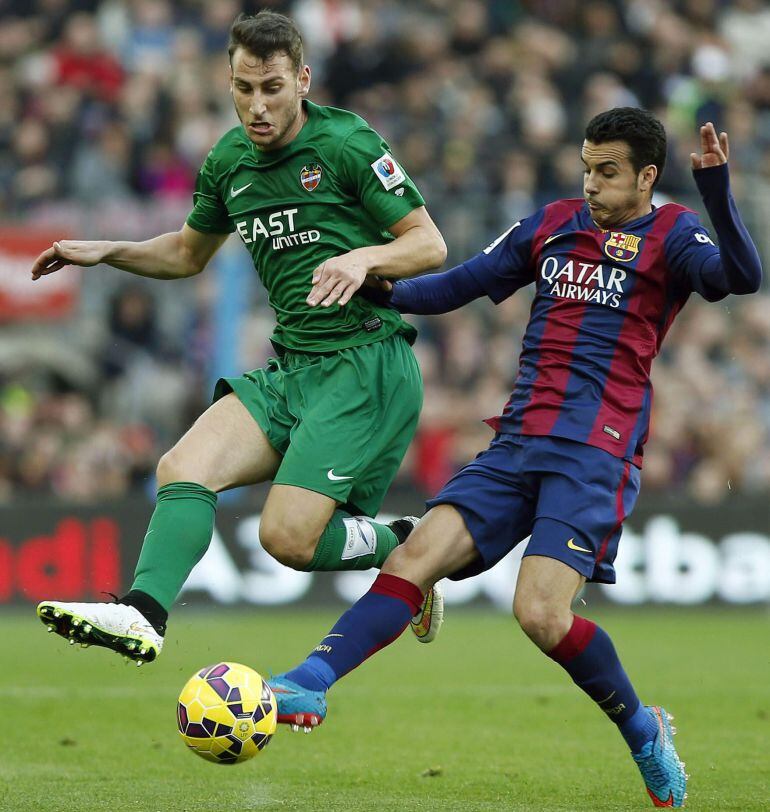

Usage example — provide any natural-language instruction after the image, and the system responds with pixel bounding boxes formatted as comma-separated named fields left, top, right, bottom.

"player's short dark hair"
left=228, top=11, right=304, bottom=73
left=585, top=107, right=667, bottom=188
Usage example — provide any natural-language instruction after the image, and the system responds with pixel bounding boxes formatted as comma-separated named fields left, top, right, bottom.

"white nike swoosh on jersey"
left=327, top=469, right=353, bottom=481
left=544, top=234, right=562, bottom=245
left=230, top=183, right=252, bottom=197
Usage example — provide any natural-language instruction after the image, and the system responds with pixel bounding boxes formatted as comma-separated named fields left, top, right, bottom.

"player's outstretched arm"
left=385, top=263, right=488, bottom=315
left=307, top=207, right=446, bottom=307
left=686, top=122, right=762, bottom=298
left=31, top=225, right=229, bottom=282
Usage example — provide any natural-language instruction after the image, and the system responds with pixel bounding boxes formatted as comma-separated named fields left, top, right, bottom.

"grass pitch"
left=1, top=605, right=768, bottom=811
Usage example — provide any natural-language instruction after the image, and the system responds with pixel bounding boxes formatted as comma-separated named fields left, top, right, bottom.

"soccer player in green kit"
left=32, top=11, right=447, bottom=680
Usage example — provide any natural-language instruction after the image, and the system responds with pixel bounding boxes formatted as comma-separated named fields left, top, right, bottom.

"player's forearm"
left=389, top=263, right=486, bottom=314
left=695, top=164, right=762, bottom=295
left=361, top=224, right=447, bottom=279
left=102, top=232, right=204, bottom=280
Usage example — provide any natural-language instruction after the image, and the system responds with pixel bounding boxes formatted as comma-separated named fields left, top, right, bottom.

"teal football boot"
left=632, top=706, right=688, bottom=807
left=269, top=675, right=327, bottom=733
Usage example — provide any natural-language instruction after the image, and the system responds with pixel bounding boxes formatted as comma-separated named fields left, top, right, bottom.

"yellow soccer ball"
left=177, top=662, right=277, bottom=764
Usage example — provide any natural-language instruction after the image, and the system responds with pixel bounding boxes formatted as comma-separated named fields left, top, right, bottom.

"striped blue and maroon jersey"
left=463, top=199, right=727, bottom=466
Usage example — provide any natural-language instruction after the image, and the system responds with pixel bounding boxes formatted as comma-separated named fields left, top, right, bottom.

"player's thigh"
left=276, top=336, right=422, bottom=516
left=158, top=392, right=281, bottom=491
left=260, top=483, right=337, bottom=550
left=382, top=504, right=479, bottom=592
left=528, top=438, right=640, bottom=584
left=345, top=336, right=422, bottom=515
left=426, top=433, right=537, bottom=581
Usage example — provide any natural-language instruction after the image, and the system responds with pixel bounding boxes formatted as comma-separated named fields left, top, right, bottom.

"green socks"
left=131, top=482, right=218, bottom=611
left=305, top=510, right=400, bottom=571
left=132, top=487, right=398, bottom=608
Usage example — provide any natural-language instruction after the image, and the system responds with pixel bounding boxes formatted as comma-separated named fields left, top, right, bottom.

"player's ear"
left=298, top=65, right=311, bottom=99
left=638, top=164, right=657, bottom=194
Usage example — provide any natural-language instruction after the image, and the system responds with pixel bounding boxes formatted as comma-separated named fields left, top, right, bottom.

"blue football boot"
left=268, top=675, right=327, bottom=733
left=632, top=706, right=688, bottom=807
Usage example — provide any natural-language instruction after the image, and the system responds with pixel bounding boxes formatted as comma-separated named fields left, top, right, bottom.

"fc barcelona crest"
left=604, top=232, right=642, bottom=262
left=300, top=163, right=322, bottom=191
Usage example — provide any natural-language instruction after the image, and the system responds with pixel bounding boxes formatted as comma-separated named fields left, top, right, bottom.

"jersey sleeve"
left=337, top=126, right=425, bottom=231
left=461, top=210, right=544, bottom=303
left=664, top=210, right=734, bottom=301
left=186, top=149, right=235, bottom=234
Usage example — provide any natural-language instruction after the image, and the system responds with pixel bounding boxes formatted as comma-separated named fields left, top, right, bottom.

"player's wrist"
left=353, top=246, right=380, bottom=276
left=99, top=241, right=120, bottom=264
left=692, top=162, right=728, bottom=179
left=693, top=162, right=729, bottom=196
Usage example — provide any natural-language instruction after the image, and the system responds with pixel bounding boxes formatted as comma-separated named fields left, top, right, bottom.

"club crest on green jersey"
left=300, top=163, right=323, bottom=191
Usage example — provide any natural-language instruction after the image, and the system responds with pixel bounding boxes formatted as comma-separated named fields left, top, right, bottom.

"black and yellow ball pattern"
left=177, top=662, right=277, bottom=764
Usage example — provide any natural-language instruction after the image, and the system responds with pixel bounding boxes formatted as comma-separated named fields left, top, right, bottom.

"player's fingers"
left=720, top=132, right=729, bottom=162
left=690, top=152, right=702, bottom=171
left=705, top=122, right=720, bottom=152
left=38, top=259, right=67, bottom=276
left=311, top=260, right=328, bottom=285
left=337, top=281, right=359, bottom=307
left=307, top=276, right=337, bottom=306
left=31, top=246, right=57, bottom=276
left=700, top=123, right=711, bottom=153
left=321, top=280, right=349, bottom=307
left=363, top=276, right=392, bottom=293
left=31, top=247, right=73, bottom=279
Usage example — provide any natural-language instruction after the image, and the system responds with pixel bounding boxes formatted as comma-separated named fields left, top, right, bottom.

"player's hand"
left=307, top=249, right=371, bottom=307
left=691, top=122, right=729, bottom=170
left=31, top=240, right=108, bottom=280
left=357, top=275, right=394, bottom=306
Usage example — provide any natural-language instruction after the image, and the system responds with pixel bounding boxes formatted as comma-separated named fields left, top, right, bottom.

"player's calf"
left=388, top=516, right=445, bottom=643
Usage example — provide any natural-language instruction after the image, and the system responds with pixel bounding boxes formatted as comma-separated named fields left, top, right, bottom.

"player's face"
left=581, top=140, right=657, bottom=228
left=230, top=48, right=311, bottom=151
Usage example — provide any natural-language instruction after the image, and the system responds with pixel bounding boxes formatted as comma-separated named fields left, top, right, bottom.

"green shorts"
left=214, top=334, right=422, bottom=516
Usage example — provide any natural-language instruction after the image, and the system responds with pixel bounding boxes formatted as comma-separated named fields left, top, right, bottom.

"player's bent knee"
left=380, top=542, right=412, bottom=573
left=513, top=599, right=570, bottom=651
left=156, top=447, right=210, bottom=490
left=156, top=448, right=186, bottom=487
left=381, top=539, right=437, bottom=591
left=259, top=520, right=315, bottom=570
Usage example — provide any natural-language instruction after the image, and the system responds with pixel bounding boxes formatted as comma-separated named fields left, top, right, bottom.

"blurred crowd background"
left=1, top=0, right=770, bottom=506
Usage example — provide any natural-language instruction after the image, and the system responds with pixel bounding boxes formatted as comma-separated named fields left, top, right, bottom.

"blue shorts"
left=426, top=434, right=641, bottom=584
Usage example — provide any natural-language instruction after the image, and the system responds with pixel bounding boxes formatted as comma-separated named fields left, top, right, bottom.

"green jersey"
left=186, top=100, right=425, bottom=352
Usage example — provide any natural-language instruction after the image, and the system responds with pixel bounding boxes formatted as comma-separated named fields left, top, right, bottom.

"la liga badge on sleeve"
left=370, top=152, right=406, bottom=190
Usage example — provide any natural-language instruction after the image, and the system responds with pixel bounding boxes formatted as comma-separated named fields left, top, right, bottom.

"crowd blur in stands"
left=1, top=0, right=769, bottom=504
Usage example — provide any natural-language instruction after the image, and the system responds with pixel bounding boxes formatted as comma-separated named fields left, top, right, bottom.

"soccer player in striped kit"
left=269, top=109, right=762, bottom=807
